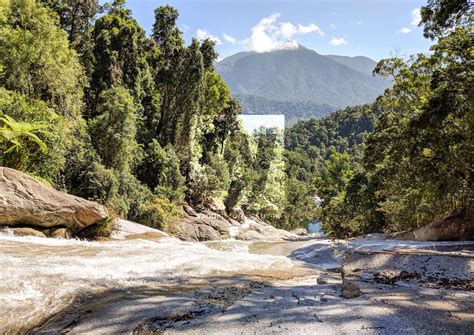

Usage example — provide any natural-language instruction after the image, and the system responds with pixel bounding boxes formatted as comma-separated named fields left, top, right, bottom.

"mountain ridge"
left=216, top=46, right=390, bottom=120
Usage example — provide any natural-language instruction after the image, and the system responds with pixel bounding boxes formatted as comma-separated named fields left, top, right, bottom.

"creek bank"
left=0, top=166, right=298, bottom=242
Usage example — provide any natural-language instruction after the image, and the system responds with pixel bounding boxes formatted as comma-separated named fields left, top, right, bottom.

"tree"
left=138, top=139, right=184, bottom=202
left=0, top=0, right=84, bottom=118
left=420, top=0, right=472, bottom=39
left=152, top=5, right=184, bottom=142
left=41, top=0, right=101, bottom=76
left=41, top=0, right=100, bottom=44
left=88, top=86, right=139, bottom=172
left=88, top=0, right=152, bottom=116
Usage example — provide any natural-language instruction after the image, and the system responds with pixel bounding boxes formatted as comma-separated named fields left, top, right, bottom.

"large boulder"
left=168, top=206, right=302, bottom=242
left=389, top=210, right=474, bottom=241
left=170, top=210, right=231, bottom=241
left=0, top=167, right=109, bottom=236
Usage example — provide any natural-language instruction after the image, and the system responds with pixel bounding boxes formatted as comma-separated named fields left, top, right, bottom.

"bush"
left=0, top=88, right=66, bottom=184
left=187, top=154, right=230, bottom=206
left=138, top=139, right=184, bottom=202
left=134, top=197, right=182, bottom=230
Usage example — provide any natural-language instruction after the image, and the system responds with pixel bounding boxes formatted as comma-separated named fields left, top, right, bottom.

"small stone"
left=317, top=277, right=328, bottom=285
left=341, top=283, right=362, bottom=299
left=50, top=227, right=69, bottom=239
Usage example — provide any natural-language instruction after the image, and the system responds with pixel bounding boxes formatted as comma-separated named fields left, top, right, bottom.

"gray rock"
left=172, top=219, right=223, bottom=241
left=228, top=208, right=245, bottom=223
left=183, top=204, right=198, bottom=217
left=237, top=230, right=267, bottom=241
left=317, top=277, right=328, bottom=285
left=341, top=283, right=362, bottom=299
left=291, top=228, right=308, bottom=236
left=0, top=167, right=109, bottom=236
left=389, top=210, right=473, bottom=241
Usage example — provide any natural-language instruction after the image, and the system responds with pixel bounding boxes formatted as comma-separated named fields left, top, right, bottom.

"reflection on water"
left=0, top=233, right=293, bottom=333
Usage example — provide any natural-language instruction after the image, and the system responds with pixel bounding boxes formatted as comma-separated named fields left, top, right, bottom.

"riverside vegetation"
left=0, top=0, right=472, bottom=238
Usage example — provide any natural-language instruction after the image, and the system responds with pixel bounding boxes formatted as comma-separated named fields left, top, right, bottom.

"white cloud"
left=223, top=32, right=236, bottom=44
left=244, top=13, right=324, bottom=53
left=298, top=23, right=324, bottom=36
left=411, top=8, right=421, bottom=26
left=280, top=22, right=298, bottom=38
left=329, top=37, right=347, bottom=46
left=196, top=28, right=222, bottom=45
left=400, top=27, right=411, bottom=34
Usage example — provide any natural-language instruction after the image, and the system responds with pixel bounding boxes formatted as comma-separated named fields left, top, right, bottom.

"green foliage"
left=222, top=130, right=255, bottom=212
left=0, top=88, right=66, bottom=183
left=304, top=6, right=473, bottom=237
left=135, top=197, right=182, bottom=230
left=41, top=0, right=101, bottom=77
left=420, top=0, right=472, bottom=39
left=88, top=1, right=152, bottom=113
left=0, top=115, right=48, bottom=155
left=244, top=128, right=286, bottom=222
left=0, top=0, right=84, bottom=117
left=138, top=139, right=184, bottom=202
left=236, top=94, right=334, bottom=125
left=187, top=153, right=231, bottom=207
left=89, top=86, right=139, bottom=172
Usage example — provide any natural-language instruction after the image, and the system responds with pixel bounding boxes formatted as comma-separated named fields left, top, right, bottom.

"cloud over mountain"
left=243, top=13, right=324, bottom=53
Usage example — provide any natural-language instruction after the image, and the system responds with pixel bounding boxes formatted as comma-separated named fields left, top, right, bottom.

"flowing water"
left=4, top=229, right=472, bottom=334
left=0, top=232, right=296, bottom=333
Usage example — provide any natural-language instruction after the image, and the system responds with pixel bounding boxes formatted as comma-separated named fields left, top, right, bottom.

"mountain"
left=216, top=46, right=390, bottom=120
left=235, top=94, right=334, bottom=125
left=325, top=54, right=377, bottom=76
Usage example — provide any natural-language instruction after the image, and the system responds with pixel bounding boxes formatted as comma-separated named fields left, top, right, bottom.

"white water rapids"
left=3, top=229, right=472, bottom=334
left=0, top=232, right=294, bottom=333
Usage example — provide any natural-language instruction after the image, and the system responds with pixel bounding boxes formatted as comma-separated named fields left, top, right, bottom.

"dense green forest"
left=283, top=0, right=473, bottom=236
left=0, top=0, right=472, bottom=237
left=234, top=94, right=334, bottom=125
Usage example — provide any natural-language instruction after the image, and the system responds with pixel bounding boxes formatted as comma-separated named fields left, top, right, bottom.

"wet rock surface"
left=2, top=232, right=473, bottom=334
left=342, top=249, right=474, bottom=290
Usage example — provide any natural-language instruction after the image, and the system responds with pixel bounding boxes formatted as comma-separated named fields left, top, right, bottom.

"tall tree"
left=41, top=0, right=101, bottom=76
left=88, top=0, right=152, bottom=117
left=151, top=5, right=184, bottom=142
left=89, top=86, right=138, bottom=172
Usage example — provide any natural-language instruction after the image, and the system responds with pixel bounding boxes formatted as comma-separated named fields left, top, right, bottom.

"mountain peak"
left=216, top=48, right=390, bottom=113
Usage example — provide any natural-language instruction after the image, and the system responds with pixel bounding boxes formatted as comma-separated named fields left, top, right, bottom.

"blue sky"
left=121, top=0, right=432, bottom=61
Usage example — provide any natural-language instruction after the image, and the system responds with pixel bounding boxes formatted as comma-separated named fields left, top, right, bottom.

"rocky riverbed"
left=1, top=230, right=473, bottom=334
